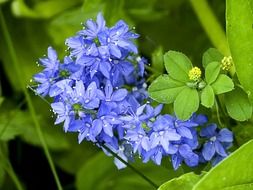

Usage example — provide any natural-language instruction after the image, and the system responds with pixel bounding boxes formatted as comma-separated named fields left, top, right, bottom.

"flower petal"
left=200, top=124, right=217, bottom=138
left=202, top=141, right=215, bottom=161
left=111, top=89, right=128, bottom=101
left=217, top=128, right=233, bottom=143
left=214, top=141, right=227, bottom=157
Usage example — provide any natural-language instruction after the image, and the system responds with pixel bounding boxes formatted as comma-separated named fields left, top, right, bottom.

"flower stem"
left=100, top=144, right=159, bottom=189
left=189, top=0, right=229, bottom=55
left=0, top=8, right=63, bottom=190
left=0, top=143, right=24, bottom=190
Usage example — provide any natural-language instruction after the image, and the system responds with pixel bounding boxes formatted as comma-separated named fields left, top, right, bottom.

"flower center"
left=210, top=136, right=217, bottom=142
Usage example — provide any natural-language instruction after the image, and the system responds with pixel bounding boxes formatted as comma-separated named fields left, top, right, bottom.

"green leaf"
left=205, top=62, right=221, bottom=84
left=164, top=51, right=192, bottom=82
left=227, top=0, right=253, bottom=102
left=21, top=122, right=70, bottom=151
left=148, top=75, right=186, bottom=104
left=76, top=152, right=177, bottom=190
left=201, top=85, right=214, bottom=108
left=53, top=137, right=98, bottom=174
left=174, top=87, right=199, bottom=120
left=202, top=48, right=223, bottom=68
left=193, top=140, right=253, bottom=190
left=0, top=111, right=25, bottom=141
left=158, top=172, right=203, bottom=190
left=224, top=86, right=252, bottom=121
left=211, top=74, right=234, bottom=94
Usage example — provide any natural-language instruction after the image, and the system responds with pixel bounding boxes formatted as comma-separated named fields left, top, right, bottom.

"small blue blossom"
left=200, top=124, right=233, bottom=161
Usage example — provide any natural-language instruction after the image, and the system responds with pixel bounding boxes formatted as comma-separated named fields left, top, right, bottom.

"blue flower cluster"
left=33, top=13, right=233, bottom=170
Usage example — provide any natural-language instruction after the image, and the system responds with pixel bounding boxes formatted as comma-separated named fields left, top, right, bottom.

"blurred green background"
left=0, top=0, right=226, bottom=189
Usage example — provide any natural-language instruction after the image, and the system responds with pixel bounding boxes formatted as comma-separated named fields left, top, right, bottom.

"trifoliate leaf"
left=205, top=62, right=220, bottom=84
left=202, top=48, right=223, bottom=68
left=164, top=51, right=192, bottom=82
left=224, top=86, right=252, bottom=121
left=158, top=172, right=203, bottom=190
left=148, top=75, right=186, bottom=104
left=174, top=87, right=199, bottom=120
left=201, top=85, right=214, bottom=108
left=211, top=74, right=234, bottom=94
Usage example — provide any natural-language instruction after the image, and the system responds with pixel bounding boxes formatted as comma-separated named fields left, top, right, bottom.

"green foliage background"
left=1, top=0, right=253, bottom=190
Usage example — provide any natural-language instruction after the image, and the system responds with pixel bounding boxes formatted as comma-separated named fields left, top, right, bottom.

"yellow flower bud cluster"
left=188, top=67, right=202, bottom=81
left=221, top=56, right=233, bottom=71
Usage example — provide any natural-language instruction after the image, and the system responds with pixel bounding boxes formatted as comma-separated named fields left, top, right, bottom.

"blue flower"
left=51, top=101, right=73, bottom=132
left=79, top=12, right=106, bottom=41
left=39, top=47, right=59, bottom=73
left=200, top=124, right=233, bottom=161
left=98, top=20, right=139, bottom=58
left=149, top=115, right=181, bottom=154
left=97, top=80, right=128, bottom=102
left=33, top=71, right=52, bottom=96
left=124, top=126, right=150, bottom=154
left=171, top=144, right=199, bottom=170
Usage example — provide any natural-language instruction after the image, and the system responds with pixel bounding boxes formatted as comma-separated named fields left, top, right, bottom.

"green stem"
left=0, top=143, right=24, bottom=190
left=101, top=144, right=159, bottom=189
left=214, top=98, right=224, bottom=127
left=189, top=0, right=230, bottom=55
left=0, top=9, right=63, bottom=190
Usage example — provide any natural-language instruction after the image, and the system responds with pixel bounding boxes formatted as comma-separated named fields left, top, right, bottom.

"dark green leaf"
left=201, top=85, right=214, bottom=108
left=174, top=87, right=199, bottom=120
left=226, top=0, right=253, bottom=102
left=76, top=152, right=176, bottom=190
left=0, top=111, right=26, bottom=141
left=158, top=172, right=203, bottom=190
left=0, top=13, right=52, bottom=91
left=21, top=121, right=70, bottom=151
left=224, top=86, right=252, bottom=121
left=148, top=75, right=186, bottom=104
left=164, top=51, right=192, bottom=82
left=53, top=137, right=98, bottom=174
left=233, top=124, right=253, bottom=146
left=193, top=140, right=253, bottom=190
left=205, top=62, right=220, bottom=84
left=202, top=48, right=223, bottom=68
left=211, top=74, right=234, bottom=94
